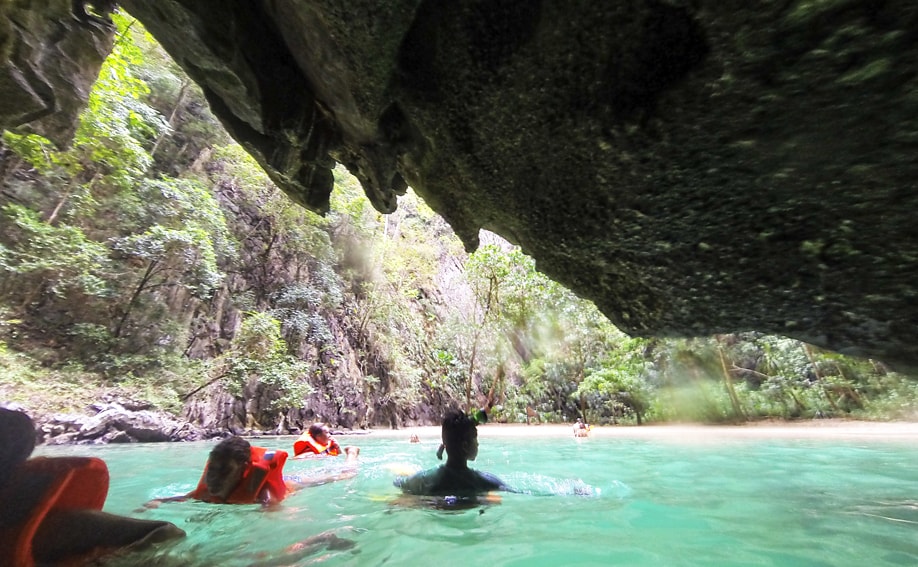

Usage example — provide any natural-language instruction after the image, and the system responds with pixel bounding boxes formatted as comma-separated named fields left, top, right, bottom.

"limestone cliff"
left=0, top=0, right=114, bottom=145
left=8, top=1, right=918, bottom=371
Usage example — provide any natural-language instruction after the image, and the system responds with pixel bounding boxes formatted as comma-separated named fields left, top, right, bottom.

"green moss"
left=784, top=0, right=852, bottom=25
left=799, top=239, right=825, bottom=256
left=838, top=59, right=891, bottom=84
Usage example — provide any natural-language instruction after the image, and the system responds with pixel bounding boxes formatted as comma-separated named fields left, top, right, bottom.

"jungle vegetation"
left=0, top=15, right=915, bottom=429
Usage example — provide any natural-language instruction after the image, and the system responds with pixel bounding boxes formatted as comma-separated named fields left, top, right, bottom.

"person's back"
left=395, top=410, right=509, bottom=497
left=187, top=437, right=289, bottom=504
left=397, top=464, right=505, bottom=496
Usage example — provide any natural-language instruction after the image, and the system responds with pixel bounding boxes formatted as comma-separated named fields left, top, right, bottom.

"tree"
left=109, top=176, right=232, bottom=338
left=0, top=204, right=110, bottom=305
left=220, top=312, right=312, bottom=428
left=574, top=337, right=654, bottom=424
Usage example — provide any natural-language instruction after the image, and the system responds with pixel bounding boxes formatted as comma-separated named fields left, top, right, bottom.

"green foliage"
left=466, top=245, right=560, bottom=331
left=111, top=176, right=232, bottom=299
left=0, top=204, right=110, bottom=298
left=71, top=15, right=165, bottom=189
left=2, top=9, right=913, bottom=431
left=223, top=312, right=313, bottom=411
left=68, top=323, right=115, bottom=351
left=0, top=336, right=191, bottom=415
left=0, top=13, right=232, bottom=376
left=574, top=337, right=655, bottom=424
left=272, top=284, right=333, bottom=344
left=651, top=382, right=733, bottom=423
left=0, top=132, right=63, bottom=176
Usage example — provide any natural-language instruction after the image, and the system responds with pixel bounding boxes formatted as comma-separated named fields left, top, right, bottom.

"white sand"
left=362, top=420, right=918, bottom=443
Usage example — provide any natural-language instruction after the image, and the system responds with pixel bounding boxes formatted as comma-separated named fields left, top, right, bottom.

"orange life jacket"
left=189, top=446, right=288, bottom=504
left=293, top=433, right=340, bottom=456
left=0, top=456, right=109, bottom=567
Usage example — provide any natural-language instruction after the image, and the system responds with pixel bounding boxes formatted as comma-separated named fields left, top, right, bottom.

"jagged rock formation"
left=33, top=399, right=219, bottom=444
left=0, top=0, right=114, bottom=145
left=8, top=2, right=918, bottom=370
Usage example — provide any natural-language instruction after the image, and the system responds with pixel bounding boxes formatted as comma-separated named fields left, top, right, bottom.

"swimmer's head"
left=205, top=436, right=251, bottom=500
left=308, top=422, right=331, bottom=444
left=0, top=408, right=35, bottom=483
left=441, top=409, right=478, bottom=463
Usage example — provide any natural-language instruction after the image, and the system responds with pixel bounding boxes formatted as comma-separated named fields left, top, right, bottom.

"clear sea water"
left=34, top=432, right=918, bottom=566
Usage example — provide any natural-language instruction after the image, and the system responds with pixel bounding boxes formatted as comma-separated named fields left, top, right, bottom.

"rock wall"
left=180, top=303, right=444, bottom=434
left=116, top=1, right=918, bottom=372
left=0, top=0, right=114, bottom=145
left=5, top=2, right=918, bottom=371
left=178, top=176, right=452, bottom=434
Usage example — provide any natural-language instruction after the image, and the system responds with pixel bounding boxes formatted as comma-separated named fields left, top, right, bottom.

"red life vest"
left=0, top=456, right=109, bottom=567
left=189, top=446, right=288, bottom=504
left=293, top=433, right=340, bottom=457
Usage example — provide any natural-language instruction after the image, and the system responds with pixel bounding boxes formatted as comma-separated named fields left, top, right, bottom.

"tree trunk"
left=465, top=275, right=496, bottom=412
left=150, top=80, right=189, bottom=159
left=718, top=347, right=746, bottom=421
left=802, top=343, right=842, bottom=414
left=113, top=259, right=159, bottom=339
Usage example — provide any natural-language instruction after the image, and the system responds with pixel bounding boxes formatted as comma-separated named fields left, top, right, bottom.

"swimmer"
left=394, top=409, right=511, bottom=497
left=293, top=423, right=358, bottom=459
left=0, top=408, right=184, bottom=565
left=573, top=417, right=590, bottom=437
left=145, top=436, right=359, bottom=508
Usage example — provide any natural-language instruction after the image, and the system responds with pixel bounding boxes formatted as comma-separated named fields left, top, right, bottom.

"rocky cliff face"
left=0, top=0, right=114, bottom=145
left=177, top=177, right=450, bottom=434
left=7, top=2, right=918, bottom=371
left=114, top=1, right=918, bottom=372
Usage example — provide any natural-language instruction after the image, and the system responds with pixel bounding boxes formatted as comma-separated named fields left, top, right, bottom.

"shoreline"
left=361, top=420, right=918, bottom=442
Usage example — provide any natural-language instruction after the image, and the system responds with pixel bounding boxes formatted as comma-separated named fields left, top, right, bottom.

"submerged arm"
left=287, top=467, right=357, bottom=491
left=140, top=493, right=192, bottom=510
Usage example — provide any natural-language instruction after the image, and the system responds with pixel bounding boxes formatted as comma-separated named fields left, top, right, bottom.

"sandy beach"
left=363, top=420, right=918, bottom=442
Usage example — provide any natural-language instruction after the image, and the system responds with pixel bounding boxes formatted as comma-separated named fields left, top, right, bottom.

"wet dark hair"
left=440, top=409, right=476, bottom=460
left=0, top=408, right=35, bottom=484
left=209, top=436, right=251, bottom=465
left=308, top=423, right=328, bottom=438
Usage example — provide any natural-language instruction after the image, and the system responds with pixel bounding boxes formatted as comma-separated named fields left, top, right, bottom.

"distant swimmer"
left=294, top=423, right=358, bottom=459
left=573, top=417, right=590, bottom=437
left=394, top=409, right=511, bottom=498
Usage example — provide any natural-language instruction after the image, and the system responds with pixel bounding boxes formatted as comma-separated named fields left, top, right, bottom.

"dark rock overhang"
left=5, top=1, right=918, bottom=372
left=0, top=0, right=114, bottom=145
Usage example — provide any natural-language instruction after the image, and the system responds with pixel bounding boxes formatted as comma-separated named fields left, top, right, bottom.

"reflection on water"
left=34, top=435, right=918, bottom=566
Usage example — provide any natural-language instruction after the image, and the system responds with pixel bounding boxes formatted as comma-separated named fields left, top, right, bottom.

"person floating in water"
left=146, top=436, right=358, bottom=507
left=573, top=417, right=590, bottom=437
left=0, top=407, right=184, bottom=566
left=294, top=423, right=357, bottom=458
left=395, top=409, right=510, bottom=497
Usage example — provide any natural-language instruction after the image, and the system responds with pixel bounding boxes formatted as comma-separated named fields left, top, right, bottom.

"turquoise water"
left=34, top=434, right=918, bottom=566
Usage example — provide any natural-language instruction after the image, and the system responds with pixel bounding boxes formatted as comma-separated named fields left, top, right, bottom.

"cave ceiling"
left=4, top=1, right=918, bottom=372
